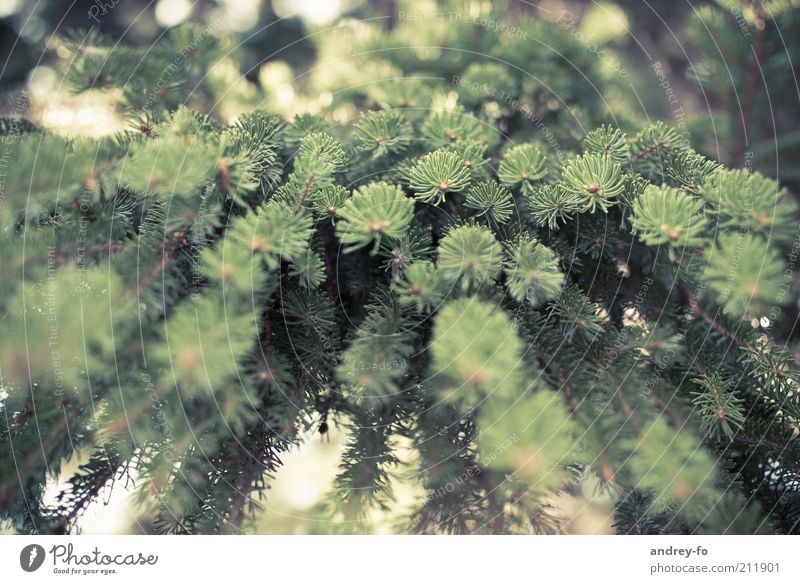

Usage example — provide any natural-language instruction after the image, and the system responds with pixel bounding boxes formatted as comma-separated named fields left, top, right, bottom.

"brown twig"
left=132, top=247, right=175, bottom=299
left=631, top=139, right=665, bottom=162
left=293, top=173, right=316, bottom=215
left=680, top=284, right=753, bottom=351
left=224, top=447, right=265, bottom=532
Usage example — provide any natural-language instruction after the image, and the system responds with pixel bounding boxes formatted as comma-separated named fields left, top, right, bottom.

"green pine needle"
left=409, top=149, right=472, bottom=205
left=549, top=285, right=605, bottom=343
left=456, top=63, right=517, bottom=108
left=336, top=303, right=414, bottom=405
left=691, top=372, right=746, bottom=441
left=562, top=153, right=625, bottom=213
left=284, top=113, right=327, bottom=150
left=498, top=143, right=547, bottom=194
left=310, top=184, right=350, bottom=219
left=437, top=224, right=502, bottom=291
left=584, top=125, right=629, bottom=164
left=396, top=260, right=448, bottom=312
left=525, top=184, right=582, bottom=229
left=296, top=132, right=347, bottom=176
left=447, top=140, right=491, bottom=181
left=289, top=247, right=326, bottom=289
left=353, top=110, right=414, bottom=158
left=704, top=232, right=785, bottom=317
left=430, top=298, right=524, bottom=402
left=630, top=185, right=709, bottom=254
left=336, top=182, right=416, bottom=252
left=701, top=168, right=798, bottom=240
left=464, top=180, right=514, bottom=225
left=234, top=200, right=315, bottom=270
left=504, top=235, right=565, bottom=306
left=421, top=107, right=495, bottom=148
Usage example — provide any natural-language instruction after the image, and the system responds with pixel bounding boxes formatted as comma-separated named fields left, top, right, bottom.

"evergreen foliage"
left=336, top=182, right=415, bottom=252
left=409, top=149, right=472, bottom=204
left=630, top=185, right=709, bottom=255
left=498, top=144, right=548, bottom=195
left=1, top=5, right=799, bottom=537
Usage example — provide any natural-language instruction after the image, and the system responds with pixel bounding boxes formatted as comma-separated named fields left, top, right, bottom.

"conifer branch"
left=224, top=431, right=269, bottom=532
left=631, top=139, right=664, bottom=161
left=134, top=247, right=176, bottom=297
left=679, top=284, right=752, bottom=351
left=2, top=12, right=797, bottom=535
left=0, top=404, right=83, bottom=509
left=649, top=391, right=688, bottom=430
left=0, top=243, right=127, bottom=277
left=293, top=173, right=316, bottom=215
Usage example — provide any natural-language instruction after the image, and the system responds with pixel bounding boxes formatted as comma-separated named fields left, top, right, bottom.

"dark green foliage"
left=1, top=7, right=798, bottom=538
left=465, top=181, right=514, bottom=226
left=683, top=1, right=800, bottom=178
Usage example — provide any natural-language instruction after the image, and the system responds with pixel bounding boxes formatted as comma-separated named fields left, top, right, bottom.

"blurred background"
left=0, top=0, right=797, bottom=533
left=1, top=0, right=797, bottom=181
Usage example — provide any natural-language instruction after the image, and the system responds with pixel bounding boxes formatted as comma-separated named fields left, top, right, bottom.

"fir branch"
left=631, top=138, right=665, bottom=162
left=293, top=172, right=316, bottom=215
left=0, top=404, right=83, bottom=510
left=680, top=284, right=752, bottom=350
left=3, top=15, right=798, bottom=534
left=224, top=429, right=270, bottom=532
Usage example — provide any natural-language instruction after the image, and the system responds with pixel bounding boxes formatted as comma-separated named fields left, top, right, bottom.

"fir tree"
left=1, top=6, right=799, bottom=536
